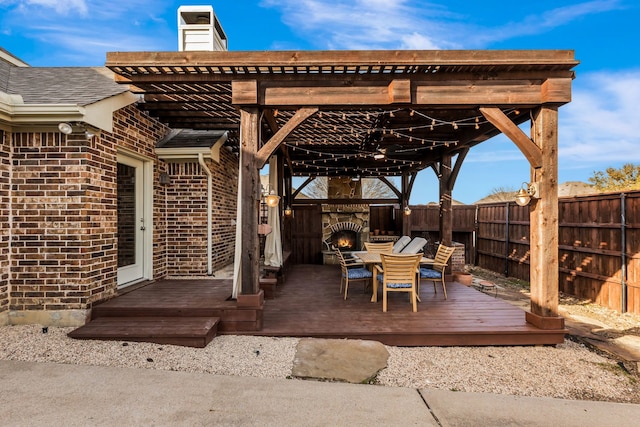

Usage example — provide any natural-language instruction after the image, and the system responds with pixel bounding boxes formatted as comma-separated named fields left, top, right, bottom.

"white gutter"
left=198, top=153, right=213, bottom=276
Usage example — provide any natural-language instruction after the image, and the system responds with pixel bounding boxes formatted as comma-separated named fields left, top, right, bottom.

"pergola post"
left=239, top=107, right=261, bottom=295
left=439, top=154, right=453, bottom=247
left=401, top=173, right=410, bottom=236
left=526, top=106, right=562, bottom=328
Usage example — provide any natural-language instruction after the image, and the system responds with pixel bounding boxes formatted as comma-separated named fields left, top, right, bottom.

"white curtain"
left=232, top=149, right=243, bottom=299
left=264, top=156, right=283, bottom=267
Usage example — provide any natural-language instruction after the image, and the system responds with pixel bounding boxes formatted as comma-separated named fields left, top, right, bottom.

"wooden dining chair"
left=375, top=253, right=422, bottom=312
left=335, top=248, right=372, bottom=300
left=364, top=241, right=394, bottom=253
left=419, top=244, right=456, bottom=299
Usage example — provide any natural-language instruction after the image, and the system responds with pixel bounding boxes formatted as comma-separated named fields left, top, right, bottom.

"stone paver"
left=292, top=338, right=389, bottom=383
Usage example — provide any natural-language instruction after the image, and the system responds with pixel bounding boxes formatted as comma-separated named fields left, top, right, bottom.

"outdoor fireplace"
left=324, top=220, right=364, bottom=252
left=321, top=204, right=369, bottom=264
left=331, top=229, right=359, bottom=251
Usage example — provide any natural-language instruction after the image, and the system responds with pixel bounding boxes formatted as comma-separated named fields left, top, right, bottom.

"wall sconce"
left=284, top=206, right=293, bottom=216
left=264, top=189, right=280, bottom=208
left=158, top=172, right=171, bottom=185
left=514, top=182, right=539, bottom=206
left=403, top=205, right=412, bottom=216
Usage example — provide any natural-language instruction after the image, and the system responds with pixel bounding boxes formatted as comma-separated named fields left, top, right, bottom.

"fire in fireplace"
left=331, top=230, right=358, bottom=251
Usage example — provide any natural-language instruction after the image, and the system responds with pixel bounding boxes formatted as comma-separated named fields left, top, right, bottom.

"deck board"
left=73, top=264, right=566, bottom=347
left=242, top=264, right=566, bottom=346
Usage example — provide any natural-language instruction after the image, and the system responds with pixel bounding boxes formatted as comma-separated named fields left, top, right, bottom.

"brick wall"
left=0, top=130, right=9, bottom=320
left=165, top=147, right=238, bottom=275
left=5, top=102, right=240, bottom=323
left=451, top=242, right=466, bottom=272
left=9, top=105, right=168, bottom=320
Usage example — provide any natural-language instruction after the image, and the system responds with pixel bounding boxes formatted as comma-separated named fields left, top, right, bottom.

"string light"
left=274, top=107, right=500, bottom=174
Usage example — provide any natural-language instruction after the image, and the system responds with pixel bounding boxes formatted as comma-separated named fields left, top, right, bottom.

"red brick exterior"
left=0, top=130, right=9, bottom=319
left=3, top=104, right=239, bottom=324
left=165, top=152, right=238, bottom=275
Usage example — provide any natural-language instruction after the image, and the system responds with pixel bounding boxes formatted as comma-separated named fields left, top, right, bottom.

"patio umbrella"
left=232, top=149, right=243, bottom=300
left=264, top=156, right=283, bottom=268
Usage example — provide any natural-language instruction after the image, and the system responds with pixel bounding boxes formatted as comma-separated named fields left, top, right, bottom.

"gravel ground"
left=1, top=324, right=639, bottom=404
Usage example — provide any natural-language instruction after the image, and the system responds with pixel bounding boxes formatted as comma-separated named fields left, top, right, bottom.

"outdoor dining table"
left=352, top=252, right=435, bottom=302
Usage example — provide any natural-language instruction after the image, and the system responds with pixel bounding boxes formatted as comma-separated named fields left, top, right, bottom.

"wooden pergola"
left=106, top=49, right=578, bottom=328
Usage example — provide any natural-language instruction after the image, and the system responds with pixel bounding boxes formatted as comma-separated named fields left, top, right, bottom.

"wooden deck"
left=70, top=264, right=567, bottom=347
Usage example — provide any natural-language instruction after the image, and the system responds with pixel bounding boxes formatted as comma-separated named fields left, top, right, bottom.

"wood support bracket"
left=448, top=147, right=469, bottom=191
left=256, top=107, right=318, bottom=168
left=480, top=107, right=542, bottom=169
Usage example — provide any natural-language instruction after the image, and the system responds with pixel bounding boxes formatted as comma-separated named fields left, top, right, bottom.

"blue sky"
left=1, top=0, right=639, bottom=204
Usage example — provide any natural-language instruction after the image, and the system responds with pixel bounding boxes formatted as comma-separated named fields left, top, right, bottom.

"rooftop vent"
left=178, top=5, right=228, bottom=52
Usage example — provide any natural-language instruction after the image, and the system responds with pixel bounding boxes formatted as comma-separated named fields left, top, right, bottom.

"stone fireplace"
left=320, top=177, right=370, bottom=264
left=321, top=204, right=369, bottom=264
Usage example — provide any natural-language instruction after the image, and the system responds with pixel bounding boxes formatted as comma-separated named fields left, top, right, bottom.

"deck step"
left=68, top=316, right=219, bottom=348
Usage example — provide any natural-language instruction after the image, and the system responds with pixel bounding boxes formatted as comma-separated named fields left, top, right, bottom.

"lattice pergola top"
left=106, top=49, right=578, bottom=177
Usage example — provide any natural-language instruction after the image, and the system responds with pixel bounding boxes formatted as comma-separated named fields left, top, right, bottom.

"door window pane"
left=117, top=162, right=136, bottom=267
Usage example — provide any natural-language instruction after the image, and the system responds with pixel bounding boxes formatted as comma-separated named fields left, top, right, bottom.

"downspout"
left=198, top=153, right=213, bottom=276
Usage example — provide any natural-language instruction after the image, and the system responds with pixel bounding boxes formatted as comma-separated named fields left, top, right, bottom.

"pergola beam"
left=233, top=81, right=571, bottom=107
left=106, top=49, right=578, bottom=69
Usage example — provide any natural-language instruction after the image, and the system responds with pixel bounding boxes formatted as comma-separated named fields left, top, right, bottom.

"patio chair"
left=419, top=244, right=456, bottom=300
left=392, top=235, right=412, bottom=253
left=375, top=253, right=422, bottom=312
left=364, top=241, right=394, bottom=253
left=335, top=247, right=372, bottom=300
left=399, top=237, right=427, bottom=254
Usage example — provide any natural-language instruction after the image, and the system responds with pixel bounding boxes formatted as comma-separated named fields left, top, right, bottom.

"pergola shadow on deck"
left=71, top=264, right=567, bottom=347
left=244, top=264, right=566, bottom=346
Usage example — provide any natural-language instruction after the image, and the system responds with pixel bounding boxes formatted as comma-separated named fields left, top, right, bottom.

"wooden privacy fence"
left=476, top=191, right=640, bottom=315
left=404, top=205, right=476, bottom=263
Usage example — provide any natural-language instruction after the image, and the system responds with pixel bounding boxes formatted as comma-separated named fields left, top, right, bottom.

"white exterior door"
left=117, top=154, right=148, bottom=287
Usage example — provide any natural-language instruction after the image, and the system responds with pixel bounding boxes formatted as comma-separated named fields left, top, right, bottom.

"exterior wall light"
left=404, top=205, right=412, bottom=216
left=514, top=182, right=539, bottom=206
left=58, top=122, right=98, bottom=138
left=264, top=189, right=280, bottom=208
left=58, top=122, right=74, bottom=134
left=284, top=206, right=293, bottom=216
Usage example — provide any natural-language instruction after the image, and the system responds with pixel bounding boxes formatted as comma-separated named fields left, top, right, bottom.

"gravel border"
left=1, top=325, right=639, bottom=404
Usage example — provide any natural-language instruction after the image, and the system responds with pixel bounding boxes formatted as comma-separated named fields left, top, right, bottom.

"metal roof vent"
left=178, top=5, right=228, bottom=51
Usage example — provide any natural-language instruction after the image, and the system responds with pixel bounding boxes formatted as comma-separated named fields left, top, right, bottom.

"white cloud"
left=1, top=0, right=174, bottom=65
left=559, top=70, right=640, bottom=164
left=1, top=0, right=88, bottom=15
left=262, top=0, right=623, bottom=50
left=261, top=0, right=450, bottom=50
left=472, top=0, right=624, bottom=46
